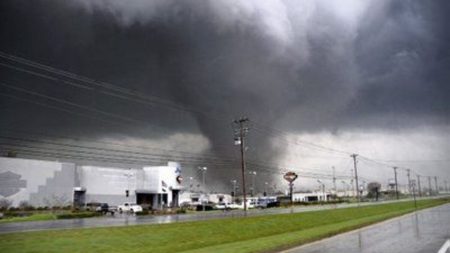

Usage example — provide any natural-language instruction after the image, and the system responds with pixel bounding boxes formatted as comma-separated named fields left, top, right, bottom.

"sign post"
left=283, top=172, right=298, bottom=206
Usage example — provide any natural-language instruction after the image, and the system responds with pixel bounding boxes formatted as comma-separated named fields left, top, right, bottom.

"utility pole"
left=434, top=176, right=439, bottom=195
left=234, top=117, right=249, bottom=213
left=332, top=166, right=337, bottom=193
left=406, top=169, right=411, bottom=196
left=417, top=175, right=422, bottom=197
left=428, top=176, right=432, bottom=196
left=393, top=167, right=399, bottom=200
left=199, top=167, right=207, bottom=211
left=445, top=180, right=448, bottom=193
left=411, top=179, right=417, bottom=209
left=350, top=154, right=360, bottom=202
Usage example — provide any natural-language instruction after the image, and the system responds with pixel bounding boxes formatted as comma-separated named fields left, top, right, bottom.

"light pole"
left=124, top=168, right=133, bottom=199
left=198, top=167, right=207, bottom=212
left=231, top=180, right=237, bottom=203
left=360, top=180, right=366, bottom=199
left=249, top=171, right=257, bottom=196
left=264, top=182, right=268, bottom=196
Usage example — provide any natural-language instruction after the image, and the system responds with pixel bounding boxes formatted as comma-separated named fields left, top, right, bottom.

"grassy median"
left=0, top=198, right=448, bottom=253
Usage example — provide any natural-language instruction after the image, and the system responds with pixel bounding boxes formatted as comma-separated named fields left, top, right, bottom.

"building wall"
left=0, top=157, right=183, bottom=208
left=292, top=192, right=329, bottom=202
left=0, top=157, right=75, bottom=207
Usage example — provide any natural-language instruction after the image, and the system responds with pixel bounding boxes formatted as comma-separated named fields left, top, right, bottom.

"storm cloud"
left=0, top=0, right=449, bottom=191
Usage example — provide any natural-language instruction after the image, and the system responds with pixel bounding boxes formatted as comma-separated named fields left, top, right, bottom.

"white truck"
left=117, top=203, right=143, bottom=213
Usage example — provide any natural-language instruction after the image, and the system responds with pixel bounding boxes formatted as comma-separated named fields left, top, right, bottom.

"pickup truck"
left=117, top=203, right=143, bottom=213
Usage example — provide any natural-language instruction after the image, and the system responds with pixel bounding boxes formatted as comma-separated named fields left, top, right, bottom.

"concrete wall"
left=0, top=157, right=75, bottom=207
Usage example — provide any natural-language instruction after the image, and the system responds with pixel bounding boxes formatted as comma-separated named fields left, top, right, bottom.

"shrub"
left=135, top=210, right=149, bottom=216
left=18, top=201, right=35, bottom=211
left=56, top=212, right=101, bottom=219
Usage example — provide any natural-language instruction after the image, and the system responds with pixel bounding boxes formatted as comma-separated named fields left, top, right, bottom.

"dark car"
left=85, top=202, right=102, bottom=211
left=96, top=203, right=116, bottom=215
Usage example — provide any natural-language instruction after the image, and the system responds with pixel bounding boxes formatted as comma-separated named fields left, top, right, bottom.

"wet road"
left=0, top=203, right=353, bottom=234
left=0, top=197, right=444, bottom=234
left=283, top=203, right=450, bottom=253
left=0, top=200, right=397, bottom=234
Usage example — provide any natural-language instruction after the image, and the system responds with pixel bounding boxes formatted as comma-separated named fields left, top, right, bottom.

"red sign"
left=283, top=171, right=298, bottom=183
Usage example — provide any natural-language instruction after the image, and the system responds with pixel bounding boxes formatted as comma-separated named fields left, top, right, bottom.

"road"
left=282, top=203, right=450, bottom=253
left=0, top=197, right=445, bottom=234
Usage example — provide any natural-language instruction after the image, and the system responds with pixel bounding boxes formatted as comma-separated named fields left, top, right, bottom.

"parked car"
left=117, top=203, right=143, bottom=213
left=85, top=202, right=102, bottom=211
left=215, top=202, right=231, bottom=210
left=95, top=203, right=116, bottom=215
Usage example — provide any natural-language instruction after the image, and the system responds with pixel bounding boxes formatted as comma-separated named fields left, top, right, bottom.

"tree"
left=0, top=198, right=13, bottom=210
left=367, top=182, right=382, bottom=201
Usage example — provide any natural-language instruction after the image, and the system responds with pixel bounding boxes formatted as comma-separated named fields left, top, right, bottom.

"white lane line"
left=438, top=239, right=450, bottom=253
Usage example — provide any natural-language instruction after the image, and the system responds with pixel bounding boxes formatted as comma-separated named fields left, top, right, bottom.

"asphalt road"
left=282, top=203, right=450, bottom=253
left=0, top=203, right=351, bottom=234
left=0, top=197, right=445, bottom=234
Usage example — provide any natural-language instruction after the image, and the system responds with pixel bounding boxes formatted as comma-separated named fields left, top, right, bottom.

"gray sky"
left=0, top=0, right=449, bottom=192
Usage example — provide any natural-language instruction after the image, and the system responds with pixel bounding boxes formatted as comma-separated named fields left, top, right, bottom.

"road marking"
left=438, top=239, right=450, bottom=253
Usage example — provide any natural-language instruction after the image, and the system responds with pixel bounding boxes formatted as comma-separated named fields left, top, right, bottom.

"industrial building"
left=0, top=157, right=183, bottom=209
left=292, top=192, right=330, bottom=202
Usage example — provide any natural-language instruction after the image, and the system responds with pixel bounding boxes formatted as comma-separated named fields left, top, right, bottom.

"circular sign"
left=176, top=175, right=183, bottom=184
left=283, top=171, right=298, bottom=183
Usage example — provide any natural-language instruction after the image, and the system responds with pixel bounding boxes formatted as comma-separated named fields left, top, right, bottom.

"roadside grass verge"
left=0, top=198, right=448, bottom=253
left=0, top=213, right=56, bottom=224
left=0, top=211, right=100, bottom=223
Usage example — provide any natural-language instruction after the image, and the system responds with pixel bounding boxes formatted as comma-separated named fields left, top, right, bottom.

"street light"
left=249, top=171, right=257, bottom=196
left=198, top=167, right=207, bottom=211
left=231, top=180, right=237, bottom=203
left=124, top=168, right=133, bottom=198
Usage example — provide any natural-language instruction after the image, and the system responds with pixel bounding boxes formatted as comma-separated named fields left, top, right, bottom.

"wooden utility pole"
left=350, top=154, right=360, bottom=202
left=417, top=175, right=422, bottom=197
left=393, top=167, right=399, bottom=200
left=234, top=117, right=249, bottom=213
left=428, top=176, right=432, bottom=196
left=406, top=169, right=411, bottom=195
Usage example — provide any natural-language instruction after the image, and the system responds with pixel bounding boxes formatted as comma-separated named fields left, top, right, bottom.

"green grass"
left=0, top=198, right=448, bottom=253
left=0, top=213, right=57, bottom=223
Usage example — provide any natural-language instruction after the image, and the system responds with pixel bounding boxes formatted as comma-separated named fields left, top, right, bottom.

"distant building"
left=292, top=191, right=330, bottom=202
left=179, top=192, right=232, bottom=205
left=0, top=157, right=183, bottom=209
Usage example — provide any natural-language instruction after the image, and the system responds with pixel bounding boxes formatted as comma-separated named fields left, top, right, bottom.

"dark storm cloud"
left=349, top=0, right=450, bottom=129
left=0, top=0, right=449, bottom=190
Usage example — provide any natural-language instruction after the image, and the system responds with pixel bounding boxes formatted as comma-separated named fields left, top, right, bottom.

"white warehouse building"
left=0, top=157, right=183, bottom=209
